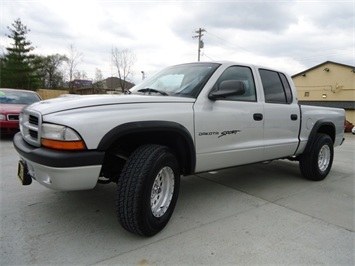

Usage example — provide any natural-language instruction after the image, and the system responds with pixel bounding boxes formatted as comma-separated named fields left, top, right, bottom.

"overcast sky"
left=1, top=0, right=354, bottom=84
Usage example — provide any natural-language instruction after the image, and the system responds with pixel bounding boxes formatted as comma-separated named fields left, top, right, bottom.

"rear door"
left=259, top=69, right=301, bottom=159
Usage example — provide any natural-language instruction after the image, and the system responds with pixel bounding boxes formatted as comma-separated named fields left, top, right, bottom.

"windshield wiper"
left=137, top=88, right=169, bottom=96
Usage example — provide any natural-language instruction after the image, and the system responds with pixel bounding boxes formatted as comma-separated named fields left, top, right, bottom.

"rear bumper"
left=13, top=132, right=105, bottom=191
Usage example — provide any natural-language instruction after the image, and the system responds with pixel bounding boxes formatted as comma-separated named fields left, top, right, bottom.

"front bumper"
left=13, top=132, right=105, bottom=191
left=0, top=120, right=20, bottom=134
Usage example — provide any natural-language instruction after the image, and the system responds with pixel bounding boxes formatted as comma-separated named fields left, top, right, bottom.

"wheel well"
left=100, top=129, right=195, bottom=183
left=317, top=124, right=335, bottom=143
left=303, top=121, right=335, bottom=155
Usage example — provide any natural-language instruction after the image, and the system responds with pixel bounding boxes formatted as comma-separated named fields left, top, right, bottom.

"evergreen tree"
left=0, top=18, right=40, bottom=89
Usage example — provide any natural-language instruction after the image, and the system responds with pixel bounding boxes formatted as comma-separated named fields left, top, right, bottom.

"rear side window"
left=279, top=73, right=293, bottom=103
left=259, top=69, right=293, bottom=104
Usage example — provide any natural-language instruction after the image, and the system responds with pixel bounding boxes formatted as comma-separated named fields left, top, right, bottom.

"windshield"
left=0, top=90, right=41, bottom=104
left=130, top=63, right=220, bottom=98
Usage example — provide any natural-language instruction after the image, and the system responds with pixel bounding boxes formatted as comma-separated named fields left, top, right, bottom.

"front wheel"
left=299, top=133, right=334, bottom=181
left=116, top=144, right=180, bottom=236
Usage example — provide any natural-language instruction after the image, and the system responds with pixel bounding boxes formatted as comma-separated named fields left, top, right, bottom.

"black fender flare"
left=97, top=121, right=196, bottom=174
left=303, top=119, right=335, bottom=154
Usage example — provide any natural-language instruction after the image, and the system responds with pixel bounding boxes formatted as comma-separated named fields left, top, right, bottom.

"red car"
left=0, top=88, right=42, bottom=135
left=345, top=120, right=354, bottom=132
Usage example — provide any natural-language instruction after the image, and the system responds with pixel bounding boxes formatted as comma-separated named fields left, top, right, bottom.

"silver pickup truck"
left=14, top=62, right=345, bottom=236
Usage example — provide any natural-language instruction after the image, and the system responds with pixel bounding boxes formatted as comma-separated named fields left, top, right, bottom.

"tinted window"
left=279, top=73, right=293, bottom=103
left=259, top=69, right=287, bottom=104
left=213, top=66, right=256, bottom=101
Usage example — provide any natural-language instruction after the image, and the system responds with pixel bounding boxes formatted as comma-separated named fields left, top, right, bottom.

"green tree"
left=0, top=18, right=40, bottom=89
left=35, top=54, right=68, bottom=89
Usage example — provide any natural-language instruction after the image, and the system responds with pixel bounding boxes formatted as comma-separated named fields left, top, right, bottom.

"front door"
left=194, top=65, right=264, bottom=172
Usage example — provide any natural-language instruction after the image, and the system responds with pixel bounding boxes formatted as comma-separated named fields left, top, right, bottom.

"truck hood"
left=25, top=94, right=196, bottom=115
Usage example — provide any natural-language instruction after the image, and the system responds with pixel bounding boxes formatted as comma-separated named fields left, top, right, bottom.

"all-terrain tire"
left=116, top=144, right=180, bottom=236
left=299, top=133, right=334, bottom=181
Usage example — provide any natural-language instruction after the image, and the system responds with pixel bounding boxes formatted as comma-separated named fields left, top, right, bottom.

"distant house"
left=74, top=77, right=135, bottom=95
left=103, top=77, right=135, bottom=94
left=71, top=79, right=93, bottom=88
left=72, top=79, right=94, bottom=95
left=292, top=61, right=355, bottom=124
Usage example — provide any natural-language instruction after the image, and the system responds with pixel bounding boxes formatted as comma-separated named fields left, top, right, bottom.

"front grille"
left=20, top=110, right=42, bottom=147
left=7, top=114, right=19, bottom=121
left=29, top=115, right=39, bottom=125
left=29, top=129, right=38, bottom=139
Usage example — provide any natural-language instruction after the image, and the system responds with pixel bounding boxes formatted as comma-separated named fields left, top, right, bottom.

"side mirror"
left=208, top=80, right=246, bottom=100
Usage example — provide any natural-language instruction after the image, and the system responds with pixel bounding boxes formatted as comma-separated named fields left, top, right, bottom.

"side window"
left=259, top=69, right=291, bottom=104
left=213, top=66, right=257, bottom=101
left=279, top=73, right=293, bottom=103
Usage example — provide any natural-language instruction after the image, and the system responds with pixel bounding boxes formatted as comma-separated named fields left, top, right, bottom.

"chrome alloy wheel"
left=150, top=166, right=175, bottom=217
left=318, top=145, right=331, bottom=172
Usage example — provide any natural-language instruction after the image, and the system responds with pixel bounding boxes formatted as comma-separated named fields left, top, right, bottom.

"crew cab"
left=13, top=62, right=345, bottom=236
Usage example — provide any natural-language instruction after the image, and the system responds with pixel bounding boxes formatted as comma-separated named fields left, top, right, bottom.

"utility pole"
left=193, top=28, right=206, bottom=61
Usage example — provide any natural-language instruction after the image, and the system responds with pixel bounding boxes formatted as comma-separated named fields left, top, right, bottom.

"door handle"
left=253, top=113, right=263, bottom=121
left=291, top=114, right=298, bottom=121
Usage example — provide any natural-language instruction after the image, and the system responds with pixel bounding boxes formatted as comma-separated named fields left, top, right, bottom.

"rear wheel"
left=299, top=133, right=334, bottom=181
left=116, top=144, right=180, bottom=236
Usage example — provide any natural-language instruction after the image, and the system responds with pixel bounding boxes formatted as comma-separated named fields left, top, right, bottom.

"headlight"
left=41, top=123, right=86, bottom=150
left=0, top=114, right=5, bottom=120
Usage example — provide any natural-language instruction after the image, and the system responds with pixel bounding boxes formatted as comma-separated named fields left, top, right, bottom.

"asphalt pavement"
left=1, top=133, right=354, bottom=265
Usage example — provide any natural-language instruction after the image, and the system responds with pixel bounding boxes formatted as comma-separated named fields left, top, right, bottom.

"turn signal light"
left=41, top=138, right=86, bottom=150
